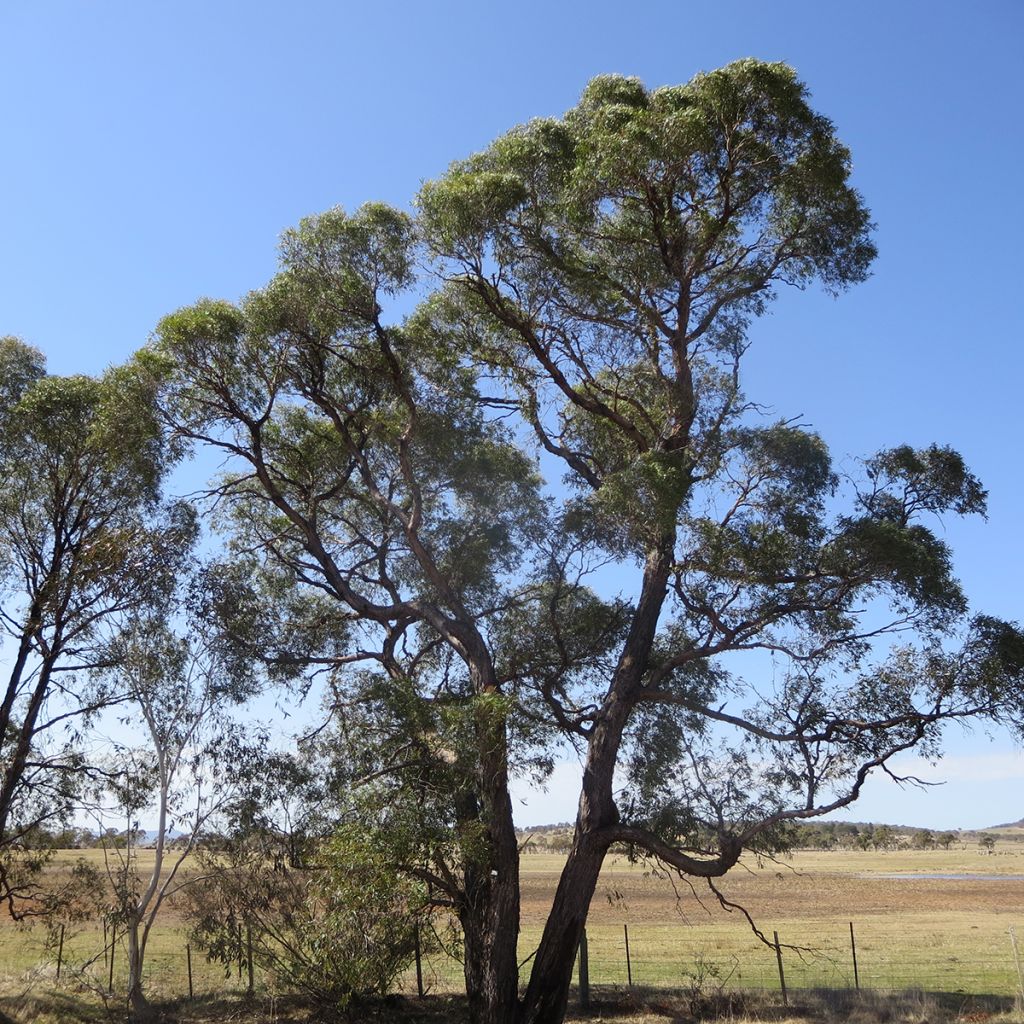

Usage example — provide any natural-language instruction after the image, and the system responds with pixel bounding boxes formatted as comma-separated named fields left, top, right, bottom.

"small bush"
left=183, top=825, right=431, bottom=1011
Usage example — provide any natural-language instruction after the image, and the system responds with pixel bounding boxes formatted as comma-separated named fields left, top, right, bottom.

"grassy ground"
left=1, top=846, right=1023, bottom=1020
left=0, top=981, right=1020, bottom=1024
left=508, top=847, right=1024, bottom=996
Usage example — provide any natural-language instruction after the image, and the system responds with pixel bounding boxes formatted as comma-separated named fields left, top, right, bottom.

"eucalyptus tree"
left=99, top=624, right=240, bottom=1020
left=0, top=338, right=192, bottom=917
left=150, top=61, right=1024, bottom=1024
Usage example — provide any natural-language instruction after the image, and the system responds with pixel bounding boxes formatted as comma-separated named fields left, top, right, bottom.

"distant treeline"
left=21, top=826, right=184, bottom=850
left=25, top=819, right=1020, bottom=855
left=517, top=821, right=1017, bottom=854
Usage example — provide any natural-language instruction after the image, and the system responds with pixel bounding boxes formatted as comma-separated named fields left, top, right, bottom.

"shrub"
left=183, top=825, right=430, bottom=1010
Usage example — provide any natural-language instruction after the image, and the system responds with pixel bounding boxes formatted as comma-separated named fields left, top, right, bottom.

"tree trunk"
left=519, top=835, right=606, bottom=1024
left=461, top=880, right=521, bottom=1024
left=0, top=656, right=56, bottom=842
left=520, top=538, right=675, bottom=1024
left=126, top=918, right=154, bottom=1022
left=459, top=672, right=522, bottom=1024
left=519, top=709, right=629, bottom=1023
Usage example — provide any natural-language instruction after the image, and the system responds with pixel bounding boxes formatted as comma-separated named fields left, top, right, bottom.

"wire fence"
left=408, top=920, right=1024, bottom=1001
left=3, top=919, right=1023, bottom=1005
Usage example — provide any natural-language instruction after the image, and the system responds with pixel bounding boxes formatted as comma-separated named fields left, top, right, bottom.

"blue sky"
left=2, top=1, right=1021, bottom=829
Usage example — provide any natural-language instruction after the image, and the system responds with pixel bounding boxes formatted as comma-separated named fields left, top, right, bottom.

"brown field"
left=1, top=844, right=1023, bottom=1021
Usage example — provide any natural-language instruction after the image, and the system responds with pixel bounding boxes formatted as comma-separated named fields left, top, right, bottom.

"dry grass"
left=2, top=846, right=1024, bottom=1020
left=0, top=980, right=1020, bottom=1024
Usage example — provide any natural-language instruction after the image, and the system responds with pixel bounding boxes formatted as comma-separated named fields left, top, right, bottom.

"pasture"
left=1, top=843, right=1023, bottom=1021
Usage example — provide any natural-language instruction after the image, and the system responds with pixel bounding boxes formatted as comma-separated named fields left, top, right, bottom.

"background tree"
left=213, top=727, right=344, bottom=872
left=911, top=829, right=935, bottom=851
left=150, top=62, right=1024, bottom=1024
left=873, top=825, right=897, bottom=851
left=0, top=338, right=192, bottom=917
left=97, top=622, right=243, bottom=1020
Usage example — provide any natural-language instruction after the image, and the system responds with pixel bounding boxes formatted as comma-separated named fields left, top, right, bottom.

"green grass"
left=2, top=846, right=1024, bottom=1007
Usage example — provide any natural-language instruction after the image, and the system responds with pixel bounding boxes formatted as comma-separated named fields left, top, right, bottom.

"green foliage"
left=279, top=202, right=417, bottom=309
left=912, top=829, right=935, bottom=850
left=140, top=62, right=1024, bottom=1022
left=0, top=338, right=191, bottom=917
left=185, top=825, right=430, bottom=1010
left=0, top=336, right=45, bottom=429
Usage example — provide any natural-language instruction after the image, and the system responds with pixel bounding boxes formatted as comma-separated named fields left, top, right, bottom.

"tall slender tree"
left=100, top=625, right=235, bottom=1020
left=149, top=62, right=1024, bottom=1024
left=0, top=338, right=191, bottom=917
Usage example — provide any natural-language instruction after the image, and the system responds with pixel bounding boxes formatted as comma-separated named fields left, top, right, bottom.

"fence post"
left=849, top=921, right=860, bottom=990
left=624, top=923, right=632, bottom=988
left=108, top=926, right=116, bottom=992
left=773, top=930, right=788, bottom=1007
left=414, top=923, right=424, bottom=998
left=103, top=919, right=109, bottom=970
left=186, top=944, right=193, bottom=1001
left=246, top=923, right=254, bottom=995
left=578, top=927, right=590, bottom=1011
left=56, top=923, right=65, bottom=981
left=237, top=923, right=243, bottom=982
left=1010, top=926, right=1024, bottom=1011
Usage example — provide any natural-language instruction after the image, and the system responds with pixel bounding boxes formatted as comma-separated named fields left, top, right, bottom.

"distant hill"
left=517, top=819, right=1024, bottom=852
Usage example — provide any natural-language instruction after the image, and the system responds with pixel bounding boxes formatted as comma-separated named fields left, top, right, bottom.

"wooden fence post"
left=624, top=923, right=632, bottom=987
left=414, top=923, right=424, bottom=998
left=849, top=921, right=860, bottom=990
left=774, top=930, right=788, bottom=1006
left=1010, top=926, right=1024, bottom=1011
left=246, top=923, right=254, bottom=994
left=56, top=923, right=65, bottom=981
left=578, top=927, right=590, bottom=1011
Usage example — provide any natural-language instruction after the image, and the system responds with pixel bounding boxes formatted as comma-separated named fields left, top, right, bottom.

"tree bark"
left=459, top=668, right=522, bottom=1024
left=520, top=538, right=675, bottom=1024
left=519, top=834, right=608, bottom=1024
left=462, top=881, right=520, bottom=1024
left=126, top=917, right=154, bottom=1022
left=0, top=655, right=57, bottom=842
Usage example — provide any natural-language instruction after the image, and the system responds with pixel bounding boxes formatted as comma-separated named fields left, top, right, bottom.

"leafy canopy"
left=144, top=60, right=1024, bottom=1024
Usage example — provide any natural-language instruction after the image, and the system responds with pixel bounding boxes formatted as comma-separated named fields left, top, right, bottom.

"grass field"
left=1, top=844, right=1023, bottom=1020
left=511, top=845, right=1024, bottom=997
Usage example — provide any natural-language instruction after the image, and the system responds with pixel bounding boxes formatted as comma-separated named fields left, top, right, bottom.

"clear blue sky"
left=2, top=1, right=1021, bottom=829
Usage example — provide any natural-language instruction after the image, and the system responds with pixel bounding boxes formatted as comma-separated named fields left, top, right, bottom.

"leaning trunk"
left=517, top=775, right=614, bottom=1024
left=521, top=538, right=675, bottom=1024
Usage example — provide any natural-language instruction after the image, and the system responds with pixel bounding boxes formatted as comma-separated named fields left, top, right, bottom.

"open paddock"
left=1, top=845, right=1022, bottom=1003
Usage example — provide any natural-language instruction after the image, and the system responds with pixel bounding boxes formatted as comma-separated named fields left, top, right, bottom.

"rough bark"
left=520, top=538, right=675, bottom=1024
left=460, top=666, right=522, bottom=1024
